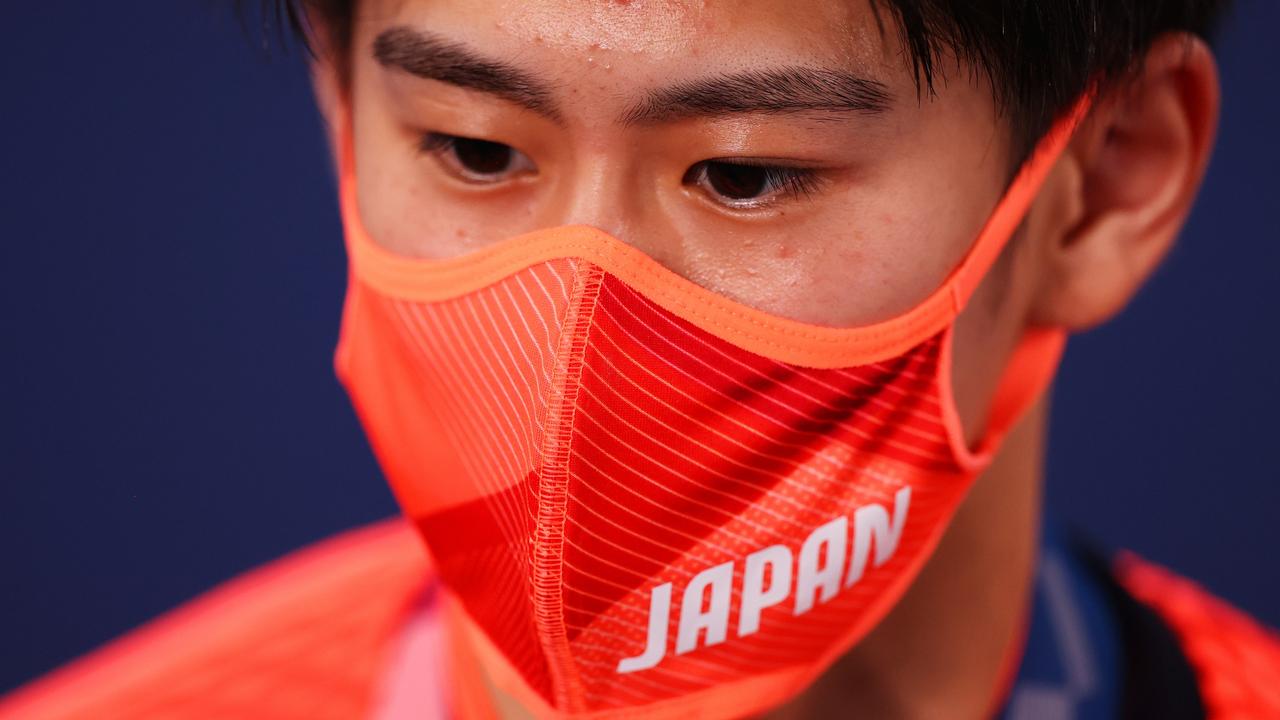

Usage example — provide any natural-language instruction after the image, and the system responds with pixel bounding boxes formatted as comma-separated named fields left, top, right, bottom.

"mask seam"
left=532, top=260, right=605, bottom=712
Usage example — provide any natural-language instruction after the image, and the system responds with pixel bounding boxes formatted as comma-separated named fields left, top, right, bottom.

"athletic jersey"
left=2, top=517, right=1278, bottom=719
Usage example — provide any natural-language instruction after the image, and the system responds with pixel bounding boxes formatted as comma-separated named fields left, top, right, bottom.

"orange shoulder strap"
left=1116, top=552, right=1280, bottom=718
left=0, top=519, right=431, bottom=720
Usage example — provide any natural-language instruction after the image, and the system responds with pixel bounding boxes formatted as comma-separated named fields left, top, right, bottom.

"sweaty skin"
left=309, top=0, right=1220, bottom=716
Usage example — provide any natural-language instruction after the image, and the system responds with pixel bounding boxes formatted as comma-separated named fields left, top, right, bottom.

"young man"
left=3, top=0, right=1278, bottom=718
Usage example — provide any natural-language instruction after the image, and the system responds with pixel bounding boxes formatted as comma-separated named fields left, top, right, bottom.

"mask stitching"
left=532, top=260, right=605, bottom=711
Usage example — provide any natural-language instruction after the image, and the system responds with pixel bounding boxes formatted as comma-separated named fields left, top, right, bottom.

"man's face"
left=344, top=0, right=1013, bottom=328
left=334, top=0, right=1036, bottom=439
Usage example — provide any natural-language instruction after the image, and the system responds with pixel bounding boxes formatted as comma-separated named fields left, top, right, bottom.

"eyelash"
left=416, top=132, right=826, bottom=207
left=416, top=131, right=536, bottom=185
left=684, top=159, right=827, bottom=207
left=417, top=132, right=458, bottom=155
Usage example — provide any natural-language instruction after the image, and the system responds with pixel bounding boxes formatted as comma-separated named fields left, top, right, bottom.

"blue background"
left=1, top=0, right=1276, bottom=695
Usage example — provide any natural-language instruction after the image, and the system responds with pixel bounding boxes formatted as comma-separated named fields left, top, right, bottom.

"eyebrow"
left=372, top=27, right=892, bottom=127
left=373, top=27, right=562, bottom=120
left=621, top=68, right=892, bottom=125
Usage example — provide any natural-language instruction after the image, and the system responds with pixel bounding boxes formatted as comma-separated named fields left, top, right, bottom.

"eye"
left=418, top=132, right=536, bottom=184
left=684, top=159, right=824, bottom=209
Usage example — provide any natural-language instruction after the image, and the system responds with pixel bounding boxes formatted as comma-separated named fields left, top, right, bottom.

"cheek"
left=663, top=209, right=933, bottom=329
left=727, top=137, right=1008, bottom=328
left=694, top=193, right=982, bottom=329
left=352, top=123, right=546, bottom=260
left=348, top=60, right=548, bottom=260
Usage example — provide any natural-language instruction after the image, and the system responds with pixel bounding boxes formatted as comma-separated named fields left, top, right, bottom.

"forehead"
left=363, top=0, right=902, bottom=83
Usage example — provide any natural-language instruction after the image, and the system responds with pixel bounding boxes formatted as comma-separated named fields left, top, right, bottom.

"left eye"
left=684, top=160, right=822, bottom=208
left=418, top=132, right=536, bottom=183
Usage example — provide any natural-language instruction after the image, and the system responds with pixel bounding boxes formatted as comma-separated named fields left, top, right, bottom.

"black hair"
left=246, top=0, right=1231, bottom=165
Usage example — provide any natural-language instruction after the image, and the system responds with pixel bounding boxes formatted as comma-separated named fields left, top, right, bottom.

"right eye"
left=683, top=159, right=825, bottom=210
left=418, top=132, right=536, bottom=184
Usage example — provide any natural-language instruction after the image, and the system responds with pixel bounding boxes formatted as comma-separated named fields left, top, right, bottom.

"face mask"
left=333, top=96, right=1089, bottom=719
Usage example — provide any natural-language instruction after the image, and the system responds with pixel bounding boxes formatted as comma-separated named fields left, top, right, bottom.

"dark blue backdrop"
left=1, top=0, right=1276, bottom=695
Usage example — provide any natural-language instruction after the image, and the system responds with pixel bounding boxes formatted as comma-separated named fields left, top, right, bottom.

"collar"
left=997, top=516, right=1123, bottom=719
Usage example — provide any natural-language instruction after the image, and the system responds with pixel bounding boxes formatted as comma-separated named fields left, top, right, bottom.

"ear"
left=1027, top=33, right=1220, bottom=330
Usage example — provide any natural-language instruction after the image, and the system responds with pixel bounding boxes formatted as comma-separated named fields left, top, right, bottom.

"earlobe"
left=1029, top=33, right=1220, bottom=331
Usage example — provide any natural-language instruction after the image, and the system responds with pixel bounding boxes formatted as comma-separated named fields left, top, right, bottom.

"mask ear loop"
left=949, top=91, right=1095, bottom=312
left=940, top=324, right=1066, bottom=471
left=938, top=90, right=1096, bottom=470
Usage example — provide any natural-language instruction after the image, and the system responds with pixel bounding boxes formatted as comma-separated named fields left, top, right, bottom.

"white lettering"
left=676, top=561, right=734, bottom=654
left=845, top=486, right=912, bottom=588
left=616, top=486, right=914, bottom=674
left=677, top=561, right=734, bottom=654
left=738, top=544, right=793, bottom=637
left=616, top=582, right=672, bottom=673
left=793, top=516, right=848, bottom=615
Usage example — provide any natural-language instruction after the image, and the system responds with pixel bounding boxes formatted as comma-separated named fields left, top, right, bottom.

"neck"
left=765, top=399, right=1048, bottom=719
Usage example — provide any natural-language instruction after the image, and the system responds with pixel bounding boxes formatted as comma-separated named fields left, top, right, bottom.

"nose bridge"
left=554, top=151, right=638, bottom=239
left=538, top=128, right=687, bottom=277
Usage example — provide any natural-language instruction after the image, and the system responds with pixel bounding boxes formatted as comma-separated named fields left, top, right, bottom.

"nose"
left=539, top=153, right=682, bottom=269
left=549, top=154, right=636, bottom=237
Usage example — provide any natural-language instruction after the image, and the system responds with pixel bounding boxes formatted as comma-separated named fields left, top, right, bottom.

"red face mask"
left=334, top=97, right=1089, bottom=719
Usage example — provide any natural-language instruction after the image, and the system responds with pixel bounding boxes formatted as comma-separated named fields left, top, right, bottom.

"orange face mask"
left=334, top=96, right=1090, bottom=719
